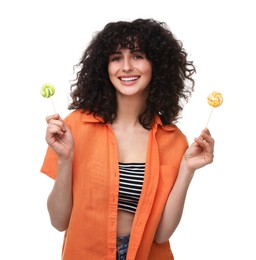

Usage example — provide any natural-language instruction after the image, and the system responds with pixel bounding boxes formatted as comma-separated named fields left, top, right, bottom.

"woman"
left=41, top=18, right=214, bottom=260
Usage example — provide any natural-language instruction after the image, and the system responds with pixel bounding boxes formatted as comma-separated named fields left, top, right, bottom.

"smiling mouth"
left=119, top=76, right=140, bottom=82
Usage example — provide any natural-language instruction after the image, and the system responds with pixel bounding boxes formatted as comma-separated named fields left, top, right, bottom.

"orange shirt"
left=41, top=109, right=188, bottom=260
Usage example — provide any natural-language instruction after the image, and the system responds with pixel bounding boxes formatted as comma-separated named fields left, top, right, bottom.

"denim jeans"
left=116, top=235, right=130, bottom=260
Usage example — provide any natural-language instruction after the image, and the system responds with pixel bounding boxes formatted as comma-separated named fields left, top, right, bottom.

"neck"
left=114, top=94, right=147, bottom=128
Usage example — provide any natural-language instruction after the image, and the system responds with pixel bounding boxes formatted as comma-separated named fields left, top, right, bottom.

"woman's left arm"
left=154, top=128, right=214, bottom=244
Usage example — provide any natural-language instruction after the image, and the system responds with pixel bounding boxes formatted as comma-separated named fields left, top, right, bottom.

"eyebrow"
left=131, top=49, right=143, bottom=53
left=111, top=48, right=143, bottom=55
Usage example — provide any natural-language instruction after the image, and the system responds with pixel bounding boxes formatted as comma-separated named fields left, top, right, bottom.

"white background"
left=0, top=0, right=255, bottom=259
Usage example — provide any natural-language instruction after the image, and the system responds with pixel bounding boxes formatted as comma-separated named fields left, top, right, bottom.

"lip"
left=118, top=76, right=140, bottom=86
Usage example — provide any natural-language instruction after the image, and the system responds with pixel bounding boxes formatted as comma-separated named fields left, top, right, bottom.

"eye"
left=109, top=55, right=122, bottom=62
left=133, top=52, right=145, bottom=60
left=134, top=54, right=143, bottom=60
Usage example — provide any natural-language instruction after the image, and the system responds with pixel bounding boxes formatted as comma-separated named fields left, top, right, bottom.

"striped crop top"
left=118, top=162, right=145, bottom=214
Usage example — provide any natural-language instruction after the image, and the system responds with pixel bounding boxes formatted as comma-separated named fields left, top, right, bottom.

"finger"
left=203, top=127, right=211, bottom=135
left=194, top=131, right=214, bottom=152
left=47, top=116, right=66, bottom=133
left=196, top=128, right=214, bottom=143
left=45, top=114, right=60, bottom=123
left=201, top=131, right=214, bottom=145
left=48, top=124, right=66, bottom=136
left=49, top=122, right=67, bottom=135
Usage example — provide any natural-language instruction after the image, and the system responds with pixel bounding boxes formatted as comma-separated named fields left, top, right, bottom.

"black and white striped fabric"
left=118, top=162, right=145, bottom=214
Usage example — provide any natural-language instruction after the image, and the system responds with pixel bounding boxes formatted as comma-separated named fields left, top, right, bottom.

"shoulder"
left=63, top=110, right=107, bottom=141
left=64, top=109, right=103, bottom=126
left=157, top=124, right=188, bottom=146
left=155, top=125, right=188, bottom=165
left=154, top=116, right=188, bottom=147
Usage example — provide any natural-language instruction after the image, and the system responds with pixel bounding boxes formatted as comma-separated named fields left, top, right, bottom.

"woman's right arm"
left=45, top=114, right=74, bottom=231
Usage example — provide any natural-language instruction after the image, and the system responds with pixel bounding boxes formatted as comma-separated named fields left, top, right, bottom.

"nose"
left=122, top=57, right=133, bottom=72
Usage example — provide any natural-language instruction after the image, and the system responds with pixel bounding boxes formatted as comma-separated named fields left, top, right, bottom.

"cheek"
left=145, top=68, right=152, bottom=85
left=108, top=63, right=118, bottom=77
left=107, top=64, right=112, bottom=76
left=107, top=66, right=116, bottom=85
left=141, top=61, right=152, bottom=74
left=144, top=65, right=152, bottom=79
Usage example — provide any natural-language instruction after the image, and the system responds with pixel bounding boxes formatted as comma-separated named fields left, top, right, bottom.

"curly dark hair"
left=69, top=18, right=196, bottom=129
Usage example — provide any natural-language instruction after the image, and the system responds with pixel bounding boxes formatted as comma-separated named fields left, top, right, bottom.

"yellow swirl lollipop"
left=41, top=83, right=56, bottom=113
left=207, top=91, right=223, bottom=108
left=206, top=91, right=223, bottom=127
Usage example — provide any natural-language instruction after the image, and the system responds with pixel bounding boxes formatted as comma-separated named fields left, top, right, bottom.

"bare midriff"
left=117, top=209, right=135, bottom=236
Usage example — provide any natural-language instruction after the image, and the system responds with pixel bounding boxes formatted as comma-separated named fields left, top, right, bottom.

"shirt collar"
left=81, top=110, right=176, bottom=131
left=81, top=110, right=104, bottom=123
left=154, top=115, right=176, bottom=131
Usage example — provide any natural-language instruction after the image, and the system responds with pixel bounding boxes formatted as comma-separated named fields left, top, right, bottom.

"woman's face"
left=108, top=48, right=152, bottom=98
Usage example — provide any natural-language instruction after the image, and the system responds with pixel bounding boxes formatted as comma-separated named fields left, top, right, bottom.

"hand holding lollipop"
left=206, top=91, right=223, bottom=127
left=41, top=83, right=56, bottom=113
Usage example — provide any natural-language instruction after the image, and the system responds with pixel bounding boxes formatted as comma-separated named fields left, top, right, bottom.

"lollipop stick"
left=205, top=107, right=214, bottom=128
left=50, top=97, right=57, bottom=114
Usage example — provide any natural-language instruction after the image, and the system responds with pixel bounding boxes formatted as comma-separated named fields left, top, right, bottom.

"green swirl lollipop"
left=41, top=83, right=56, bottom=113
left=41, top=83, right=55, bottom=98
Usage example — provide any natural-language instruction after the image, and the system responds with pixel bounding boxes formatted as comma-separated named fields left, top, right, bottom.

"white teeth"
left=120, top=77, right=139, bottom=82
